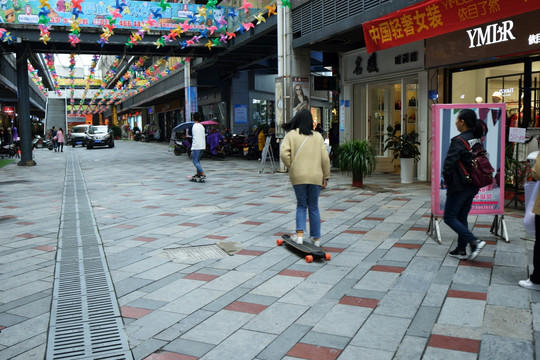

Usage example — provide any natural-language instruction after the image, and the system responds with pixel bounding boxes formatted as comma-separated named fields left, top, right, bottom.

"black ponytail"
left=458, top=109, right=487, bottom=138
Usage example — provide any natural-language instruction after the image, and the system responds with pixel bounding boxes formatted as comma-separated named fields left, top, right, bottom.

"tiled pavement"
left=0, top=141, right=538, bottom=360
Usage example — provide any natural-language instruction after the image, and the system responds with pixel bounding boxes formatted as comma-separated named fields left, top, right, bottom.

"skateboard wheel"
left=305, top=255, right=314, bottom=263
left=325, top=253, right=331, bottom=261
left=276, top=239, right=284, bottom=246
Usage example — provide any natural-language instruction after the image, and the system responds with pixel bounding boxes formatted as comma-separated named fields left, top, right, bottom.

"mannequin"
left=491, top=91, right=503, bottom=103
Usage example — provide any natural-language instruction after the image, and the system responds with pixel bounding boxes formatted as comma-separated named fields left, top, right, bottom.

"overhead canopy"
left=363, top=0, right=540, bottom=53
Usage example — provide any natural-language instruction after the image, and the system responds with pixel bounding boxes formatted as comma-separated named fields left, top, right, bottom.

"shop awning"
left=363, top=0, right=540, bottom=53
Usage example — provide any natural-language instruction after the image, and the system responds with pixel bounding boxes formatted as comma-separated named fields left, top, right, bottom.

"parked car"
left=86, top=125, right=114, bottom=149
left=70, top=124, right=90, bottom=147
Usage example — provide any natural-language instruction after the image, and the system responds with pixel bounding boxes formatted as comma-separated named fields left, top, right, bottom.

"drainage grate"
left=164, top=244, right=229, bottom=264
left=46, top=152, right=132, bottom=360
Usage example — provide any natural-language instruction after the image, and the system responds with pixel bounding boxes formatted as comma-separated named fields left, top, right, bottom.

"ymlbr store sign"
left=466, top=20, right=515, bottom=48
left=426, top=10, right=540, bottom=68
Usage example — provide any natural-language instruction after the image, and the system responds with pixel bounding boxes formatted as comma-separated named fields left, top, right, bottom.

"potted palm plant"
left=383, top=125, right=420, bottom=183
left=335, top=139, right=377, bottom=187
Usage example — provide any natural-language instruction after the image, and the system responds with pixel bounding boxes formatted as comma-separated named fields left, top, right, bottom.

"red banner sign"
left=363, top=0, right=540, bottom=53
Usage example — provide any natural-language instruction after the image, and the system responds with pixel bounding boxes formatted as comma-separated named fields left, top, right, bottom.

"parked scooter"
left=222, top=133, right=246, bottom=157
left=242, top=134, right=259, bottom=160
left=32, top=135, right=54, bottom=150
left=133, top=130, right=141, bottom=141
left=173, top=137, right=191, bottom=156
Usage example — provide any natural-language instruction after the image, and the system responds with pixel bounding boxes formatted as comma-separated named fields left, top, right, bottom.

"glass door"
left=368, top=85, right=389, bottom=156
left=404, top=79, right=418, bottom=134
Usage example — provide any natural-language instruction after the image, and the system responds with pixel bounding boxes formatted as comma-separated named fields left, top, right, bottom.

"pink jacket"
left=56, top=130, right=65, bottom=143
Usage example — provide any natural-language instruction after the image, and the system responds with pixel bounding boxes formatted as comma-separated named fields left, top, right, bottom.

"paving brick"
left=163, top=338, right=213, bottom=358
left=182, top=310, right=253, bottom=345
left=350, top=314, right=411, bottom=352
left=257, top=324, right=311, bottom=360
left=478, top=335, right=534, bottom=360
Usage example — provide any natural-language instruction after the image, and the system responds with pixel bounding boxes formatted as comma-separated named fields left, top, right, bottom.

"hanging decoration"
left=44, top=54, right=61, bottom=96
left=27, top=61, right=48, bottom=97
left=21, top=1, right=283, bottom=115
left=68, top=53, right=76, bottom=114
left=77, top=54, right=99, bottom=113
left=68, top=0, right=84, bottom=46
left=0, top=28, right=12, bottom=44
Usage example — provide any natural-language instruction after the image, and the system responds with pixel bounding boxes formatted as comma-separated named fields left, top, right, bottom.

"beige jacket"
left=533, top=152, right=540, bottom=215
left=280, top=129, right=330, bottom=185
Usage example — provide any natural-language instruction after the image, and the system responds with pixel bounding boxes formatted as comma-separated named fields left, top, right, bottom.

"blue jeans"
left=293, top=184, right=321, bottom=238
left=192, top=149, right=203, bottom=174
left=443, top=187, right=478, bottom=249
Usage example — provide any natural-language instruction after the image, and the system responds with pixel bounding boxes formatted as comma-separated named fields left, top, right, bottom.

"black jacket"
left=442, top=130, right=479, bottom=193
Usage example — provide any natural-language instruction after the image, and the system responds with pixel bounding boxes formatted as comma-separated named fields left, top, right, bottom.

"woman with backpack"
left=442, top=109, right=487, bottom=261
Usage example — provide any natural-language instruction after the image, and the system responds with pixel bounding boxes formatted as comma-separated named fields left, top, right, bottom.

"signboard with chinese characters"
left=363, top=0, right=540, bottom=54
left=342, top=41, right=424, bottom=83
left=431, top=104, right=506, bottom=216
left=508, top=127, right=526, bottom=143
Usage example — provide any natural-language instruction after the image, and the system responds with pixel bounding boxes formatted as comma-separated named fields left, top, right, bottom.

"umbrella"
left=201, top=120, right=219, bottom=126
left=172, top=121, right=194, bottom=132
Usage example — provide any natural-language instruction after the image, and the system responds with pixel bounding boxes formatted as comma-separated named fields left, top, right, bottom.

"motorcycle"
left=32, top=135, right=54, bottom=150
left=174, top=137, right=191, bottom=156
left=133, top=129, right=141, bottom=141
left=242, top=134, right=259, bottom=160
left=222, top=134, right=246, bottom=157
left=141, top=131, right=154, bottom=142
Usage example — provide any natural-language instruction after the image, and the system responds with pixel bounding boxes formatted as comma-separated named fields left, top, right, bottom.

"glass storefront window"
left=366, top=79, right=418, bottom=158
left=452, top=63, right=524, bottom=104
left=250, top=99, right=275, bottom=127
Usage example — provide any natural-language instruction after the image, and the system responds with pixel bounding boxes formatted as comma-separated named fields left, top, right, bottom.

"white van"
left=70, top=125, right=90, bottom=147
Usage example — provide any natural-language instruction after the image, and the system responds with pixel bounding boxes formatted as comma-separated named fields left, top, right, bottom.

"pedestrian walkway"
left=0, top=141, right=537, bottom=360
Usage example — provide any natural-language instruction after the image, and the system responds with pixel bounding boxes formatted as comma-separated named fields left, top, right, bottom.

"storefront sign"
left=431, top=104, right=506, bottom=216
left=2, top=106, right=14, bottom=115
left=426, top=10, right=540, bottom=68
left=342, top=41, right=424, bottom=83
left=363, top=0, right=540, bottom=53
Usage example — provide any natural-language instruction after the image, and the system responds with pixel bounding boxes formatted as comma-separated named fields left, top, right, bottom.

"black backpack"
left=457, top=137, right=494, bottom=188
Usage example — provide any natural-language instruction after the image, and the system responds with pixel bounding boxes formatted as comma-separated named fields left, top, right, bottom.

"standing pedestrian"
left=443, top=109, right=487, bottom=260
left=519, top=152, right=540, bottom=290
left=258, top=125, right=266, bottom=160
left=56, top=127, right=65, bottom=152
left=280, top=109, right=330, bottom=247
left=190, top=112, right=206, bottom=180
left=51, top=126, right=58, bottom=151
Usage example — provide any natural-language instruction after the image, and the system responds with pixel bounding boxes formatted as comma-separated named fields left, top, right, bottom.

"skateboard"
left=277, top=234, right=331, bottom=263
left=187, top=175, right=205, bottom=183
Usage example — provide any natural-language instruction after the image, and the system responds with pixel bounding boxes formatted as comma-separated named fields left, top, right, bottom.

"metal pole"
left=16, top=46, right=35, bottom=166
left=277, top=4, right=291, bottom=172
left=183, top=0, right=191, bottom=123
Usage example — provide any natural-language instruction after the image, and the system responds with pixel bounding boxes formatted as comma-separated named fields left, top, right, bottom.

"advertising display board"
left=431, top=104, right=506, bottom=216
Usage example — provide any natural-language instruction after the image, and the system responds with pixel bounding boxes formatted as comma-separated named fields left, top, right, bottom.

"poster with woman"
left=431, top=103, right=506, bottom=216
left=292, top=77, right=310, bottom=117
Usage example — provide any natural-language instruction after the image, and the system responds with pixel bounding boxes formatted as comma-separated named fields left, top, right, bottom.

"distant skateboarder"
left=190, top=112, right=206, bottom=181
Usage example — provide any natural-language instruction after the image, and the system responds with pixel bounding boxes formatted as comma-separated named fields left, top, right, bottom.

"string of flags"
left=0, top=0, right=293, bottom=115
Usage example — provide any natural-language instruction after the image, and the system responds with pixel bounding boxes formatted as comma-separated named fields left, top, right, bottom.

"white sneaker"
left=310, top=238, right=320, bottom=247
left=519, top=279, right=540, bottom=290
left=290, top=234, right=303, bottom=244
